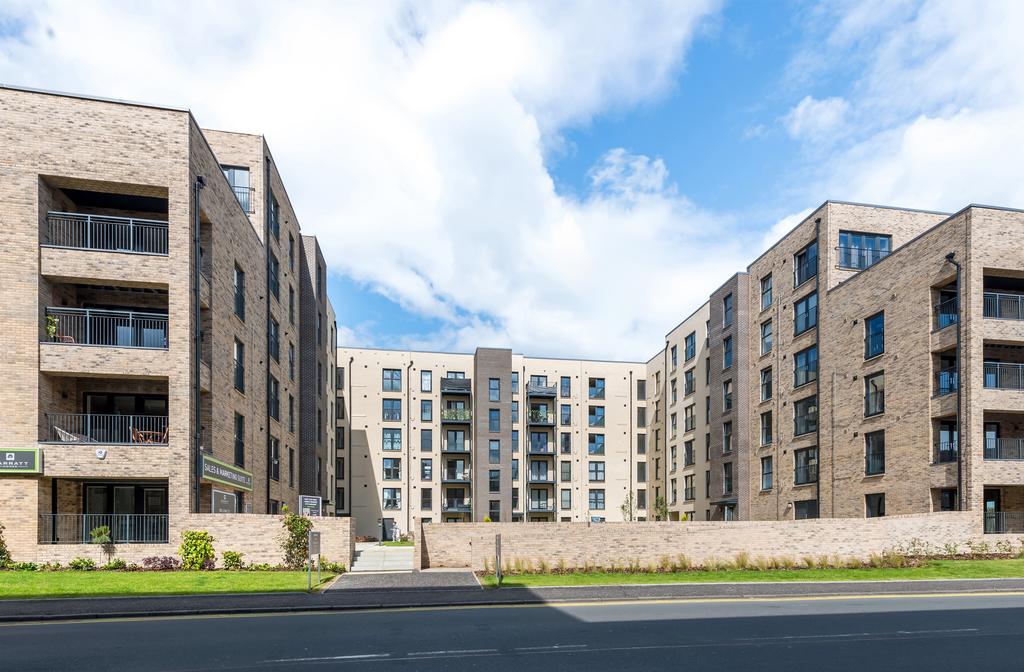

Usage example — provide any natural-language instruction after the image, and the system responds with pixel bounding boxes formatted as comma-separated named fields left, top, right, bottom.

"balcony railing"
left=865, top=391, right=885, bottom=416
left=39, top=514, right=169, bottom=544
left=795, top=254, right=818, bottom=287
left=231, top=185, right=256, bottom=214
left=794, top=305, right=818, bottom=336
left=935, top=442, right=958, bottom=463
left=527, top=410, right=555, bottom=425
left=441, top=441, right=470, bottom=453
left=528, top=472, right=554, bottom=483
left=794, top=413, right=818, bottom=437
left=837, top=246, right=890, bottom=270
left=984, top=512, right=1024, bottom=534
left=440, top=408, right=472, bottom=423
left=45, top=212, right=168, bottom=255
left=442, top=470, right=471, bottom=482
left=442, top=499, right=471, bottom=513
left=528, top=442, right=554, bottom=455
left=588, top=416, right=606, bottom=428
left=935, top=297, right=958, bottom=330
left=44, top=307, right=168, bottom=349
left=528, top=501, right=554, bottom=512
left=984, top=292, right=1024, bottom=320
left=440, top=377, right=472, bottom=394
left=527, top=383, right=557, bottom=398
left=935, top=368, right=958, bottom=396
left=985, top=437, right=1024, bottom=460
left=794, top=464, right=818, bottom=485
left=865, top=453, right=885, bottom=475
left=984, top=362, right=1024, bottom=390
left=45, top=413, right=168, bottom=445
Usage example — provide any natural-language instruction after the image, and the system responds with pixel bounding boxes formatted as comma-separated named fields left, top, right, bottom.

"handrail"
left=45, top=211, right=168, bottom=255
left=45, top=413, right=168, bottom=445
left=44, top=307, right=168, bottom=348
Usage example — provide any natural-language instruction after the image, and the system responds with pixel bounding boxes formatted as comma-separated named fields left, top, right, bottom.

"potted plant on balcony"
left=89, top=525, right=115, bottom=564
left=46, top=315, right=59, bottom=342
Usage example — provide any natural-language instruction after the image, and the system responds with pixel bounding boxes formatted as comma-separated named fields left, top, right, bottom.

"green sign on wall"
left=0, top=448, right=42, bottom=474
left=200, top=454, right=253, bottom=492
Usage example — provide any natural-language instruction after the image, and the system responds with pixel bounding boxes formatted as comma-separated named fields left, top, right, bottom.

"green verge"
left=480, top=559, right=1024, bottom=588
left=0, top=571, right=335, bottom=600
left=381, top=540, right=415, bottom=547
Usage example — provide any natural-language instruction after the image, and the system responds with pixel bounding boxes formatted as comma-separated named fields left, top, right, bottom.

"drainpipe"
left=628, top=370, right=635, bottom=521
left=406, top=359, right=414, bottom=537
left=192, top=176, right=205, bottom=514
left=662, top=339, right=668, bottom=520
left=264, top=156, right=273, bottom=514
left=813, top=217, right=822, bottom=518
left=347, top=355, right=354, bottom=518
left=946, top=251, right=963, bottom=510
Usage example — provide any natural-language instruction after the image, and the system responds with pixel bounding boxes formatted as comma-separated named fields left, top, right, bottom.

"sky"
left=3, top=0, right=1024, bottom=361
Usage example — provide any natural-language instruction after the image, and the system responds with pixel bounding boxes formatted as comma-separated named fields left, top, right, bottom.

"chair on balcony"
left=132, top=426, right=168, bottom=444
left=53, top=426, right=93, bottom=443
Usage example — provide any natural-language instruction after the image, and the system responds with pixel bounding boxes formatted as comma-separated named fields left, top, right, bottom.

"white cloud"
left=0, top=0, right=733, bottom=361
left=762, top=208, right=813, bottom=250
left=782, top=95, right=849, bottom=141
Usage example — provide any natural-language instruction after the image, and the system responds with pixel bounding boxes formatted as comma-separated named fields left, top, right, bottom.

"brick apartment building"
left=0, top=85, right=337, bottom=554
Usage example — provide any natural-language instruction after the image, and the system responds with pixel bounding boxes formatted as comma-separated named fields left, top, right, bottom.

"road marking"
left=514, top=644, right=588, bottom=651
left=405, top=649, right=497, bottom=656
left=735, top=627, right=979, bottom=641
left=269, top=653, right=391, bottom=663
left=5, top=590, right=1024, bottom=627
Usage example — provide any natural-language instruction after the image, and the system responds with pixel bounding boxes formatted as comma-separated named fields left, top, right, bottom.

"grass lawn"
left=480, top=559, right=1024, bottom=588
left=0, top=571, right=335, bottom=600
left=381, top=540, right=414, bottom=547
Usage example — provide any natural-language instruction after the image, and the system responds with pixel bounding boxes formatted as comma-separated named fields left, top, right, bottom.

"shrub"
left=279, top=508, right=313, bottom=569
left=249, top=563, right=276, bottom=571
left=320, top=558, right=346, bottom=574
left=222, top=551, right=245, bottom=571
left=734, top=552, right=751, bottom=570
left=125, top=563, right=142, bottom=572
left=12, top=561, right=38, bottom=571
left=142, top=556, right=181, bottom=571
left=996, top=539, right=1014, bottom=555
left=482, top=557, right=490, bottom=573
left=178, top=530, right=216, bottom=570
left=89, top=525, right=111, bottom=545
left=0, top=522, right=10, bottom=567
left=658, top=555, right=672, bottom=572
left=38, top=561, right=61, bottom=572
left=102, top=558, right=127, bottom=571
left=69, top=557, right=96, bottom=571
left=677, top=554, right=691, bottom=571
left=483, top=516, right=493, bottom=523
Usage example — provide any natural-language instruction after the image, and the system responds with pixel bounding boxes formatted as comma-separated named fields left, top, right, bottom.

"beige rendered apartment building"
left=336, top=346, right=647, bottom=538
left=0, top=85, right=337, bottom=555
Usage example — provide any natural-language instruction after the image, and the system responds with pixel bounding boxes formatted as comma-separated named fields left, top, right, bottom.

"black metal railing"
left=865, top=391, right=885, bottom=416
left=935, top=297, right=958, bottom=330
left=442, top=440, right=470, bottom=452
left=231, top=185, right=256, bottom=214
left=794, top=464, right=818, bottom=485
left=527, top=383, right=557, bottom=397
left=984, top=292, right=1024, bottom=320
left=45, top=212, right=168, bottom=255
left=440, top=408, right=472, bottom=422
left=865, top=453, right=885, bottom=475
left=984, top=362, right=1024, bottom=390
left=442, top=470, right=471, bottom=481
left=44, top=307, right=168, bottom=348
left=440, top=378, right=472, bottom=394
left=935, top=368, right=958, bottom=396
left=795, top=254, right=818, bottom=286
left=985, top=437, right=1024, bottom=460
left=984, top=512, right=1024, bottom=534
left=527, top=409, right=555, bottom=425
left=795, top=305, right=818, bottom=335
left=837, top=246, right=891, bottom=270
left=45, top=413, right=168, bottom=444
left=528, top=501, right=554, bottom=512
left=935, top=442, right=958, bottom=463
left=39, top=514, right=169, bottom=544
left=442, top=499, right=471, bottom=513
left=528, top=472, right=554, bottom=483
left=528, top=441, right=554, bottom=454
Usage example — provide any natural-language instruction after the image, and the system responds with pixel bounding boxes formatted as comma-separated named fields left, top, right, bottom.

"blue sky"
left=3, top=1, right=1023, bottom=359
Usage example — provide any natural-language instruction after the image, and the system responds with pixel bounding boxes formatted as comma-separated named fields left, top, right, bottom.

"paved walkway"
left=330, top=569, right=480, bottom=590
left=349, top=543, right=415, bottom=572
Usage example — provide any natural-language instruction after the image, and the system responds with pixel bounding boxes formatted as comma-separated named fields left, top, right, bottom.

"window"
left=723, top=293, right=734, bottom=327
left=233, top=339, right=245, bottom=392
left=723, top=462, right=733, bottom=494
left=794, top=345, right=818, bottom=387
left=795, top=499, right=818, bottom=519
left=939, top=488, right=957, bottom=511
left=795, top=240, right=818, bottom=286
left=637, top=461, right=647, bottom=483
left=288, top=343, right=295, bottom=380
left=268, top=194, right=280, bottom=239
left=448, top=371, right=466, bottom=379
left=683, top=440, right=694, bottom=466
left=561, top=489, right=572, bottom=510
left=705, top=358, right=711, bottom=385
left=421, top=399, right=432, bottom=422
left=382, top=399, right=402, bottom=421
left=637, top=406, right=646, bottom=427
left=705, top=432, right=711, bottom=460
left=529, top=432, right=549, bottom=455
left=684, top=405, right=695, bottom=432
left=705, top=396, right=710, bottom=423
left=382, top=428, right=401, bottom=451
left=761, top=456, right=773, bottom=491
left=512, top=430, right=519, bottom=452
left=865, top=493, right=886, bottom=518
left=487, top=499, right=500, bottom=521
left=588, top=378, right=606, bottom=399
left=794, top=292, right=818, bottom=335
left=511, top=401, right=519, bottom=424
left=489, top=439, right=501, bottom=464
left=289, top=395, right=295, bottom=433
left=383, top=458, right=401, bottom=480
left=288, top=286, right=295, bottom=325
left=589, top=489, right=606, bottom=510
left=288, top=233, right=295, bottom=271
left=560, top=376, right=571, bottom=397
left=589, top=461, right=605, bottom=482
left=671, top=379, right=678, bottom=404
left=685, top=332, right=696, bottom=361
left=637, top=489, right=647, bottom=509
left=760, top=411, right=773, bottom=446
left=512, top=487, right=520, bottom=510
left=445, top=429, right=464, bottom=451
left=684, top=368, right=695, bottom=396
left=421, top=488, right=433, bottom=509
left=637, top=433, right=646, bottom=455
left=637, top=379, right=647, bottom=400
left=723, top=336, right=733, bottom=369
left=529, top=375, right=547, bottom=387
left=839, top=231, right=891, bottom=270
left=421, top=370, right=432, bottom=392
left=761, top=320, right=773, bottom=355
left=511, top=459, right=520, bottom=481
left=865, top=430, right=885, bottom=475
left=560, top=432, right=571, bottom=454
left=723, top=380, right=733, bottom=411
left=865, top=311, right=885, bottom=359
left=421, top=428, right=432, bottom=451
left=761, top=274, right=773, bottom=310
left=794, top=396, right=817, bottom=436
left=684, top=474, right=694, bottom=501
left=383, top=488, right=401, bottom=510
left=268, top=252, right=280, bottom=301
left=382, top=369, right=401, bottom=392
left=761, top=367, right=773, bottom=401
left=670, top=478, right=677, bottom=503
left=794, top=447, right=818, bottom=485
left=489, top=470, right=500, bottom=493
left=233, top=413, right=245, bottom=467
left=588, top=406, right=605, bottom=427
left=233, top=264, right=245, bottom=320
left=865, top=371, right=885, bottom=417
left=588, top=433, right=605, bottom=455
left=670, top=445, right=677, bottom=471
left=489, top=409, right=500, bottom=432
left=267, top=319, right=280, bottom=362
left=723, top=421, right=733, bottom=454
left=267, top=376, right=280, bottom=420
left=560, top=404, right=571, bottom=426
left=489, top=378, right=500, bottom=402
left=268, top=436, right=280, bottom=481
left=670, top=345, right=678, bottom=369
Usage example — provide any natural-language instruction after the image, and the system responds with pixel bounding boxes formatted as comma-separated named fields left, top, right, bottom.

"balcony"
left=935, top=442, right=959, bottom=463
left=984, top=512, right=1024, bottom=534
left=935, top=368, right=959, bottom=396
left=440, top=408, right=472, bottom=423
left=44, top=413, right=168, bottom=445
left=440, top=377, right=472, bottom=395
left=528, top=501, right=555, bottom=513
left=836, top=246, right=890, bottom=270
left=528, top=472, right=554, bottom=484
left=528, top=441, right=555, bottom=455
left=39, top=514, right=169, bottom=544
left=934, top=297, right=958, bottom=330
left=527, top=383, right=557, bottom=398
left=44, top=307, right=168, bottom=349
left=442, top=470, right=471, bottom=483
left=984, top=362, right=1024, bottom=390
left=527, top=410, right=555, bottom=426
left=984, top=292, right=1024, bottom=320
left=45, top=212, right=168, bottom=256
left=442, top=499, right=471, bottom=513
left=231, top=186, right=256, bottom=214
left=985, top=438, right=1024, bottom=460
left=441, top=441, right=471, bottom=453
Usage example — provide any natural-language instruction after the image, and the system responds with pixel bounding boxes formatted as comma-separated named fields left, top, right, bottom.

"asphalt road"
left=5, top=592, right=1024, bottom=671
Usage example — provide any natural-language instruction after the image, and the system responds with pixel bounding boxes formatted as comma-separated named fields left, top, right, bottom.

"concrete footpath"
left=4, top=577, right=1024, bottom=623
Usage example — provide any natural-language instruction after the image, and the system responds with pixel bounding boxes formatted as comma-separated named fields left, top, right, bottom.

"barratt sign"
left=200, top=454, right=253, bottom=492
left=0, top=449, right=41, bottom=474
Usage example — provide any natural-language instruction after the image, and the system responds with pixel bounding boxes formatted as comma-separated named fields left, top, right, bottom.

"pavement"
left=4, top=576, right=1024, bottom=622
left=330, top=568, right=481, bottom=590
left=5, top=591, right=1024, bottom=670
left=348, top=542, right=415, bottom=572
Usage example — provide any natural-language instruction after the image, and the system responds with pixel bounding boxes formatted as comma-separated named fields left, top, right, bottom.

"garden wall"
left=417, top=512, right=1014, bottom=571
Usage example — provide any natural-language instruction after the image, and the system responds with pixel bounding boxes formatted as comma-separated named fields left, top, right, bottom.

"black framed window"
left=761, top=273, right=772, bottom=310
left=865, top=430, right=885, bottom=475
left=761, top=456, right=773, bottom=491
left=382, top=369, right=402, bottom=391
left=233, top=413, right=245, bottom=467
left=382, top=399, right=402, bottom=421
left=865, top=371, right=885, bottom=417
left=794, top=447, right=818, bottom=485
left=866, top=493, right=886, bottom=517
left=865, top=311, right=885, bottom=359
left=794, top=345, right=818, bottom=387
left=794, top=396, right=817, bottom=436
left=795, top=240, right=818, bottom=286
left=489, top=378, right=500, bottom=401
left=794, top=291, right=818, bottom=335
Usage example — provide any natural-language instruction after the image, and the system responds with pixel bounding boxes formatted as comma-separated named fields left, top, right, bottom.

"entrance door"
left=984, top=488, right=1002, bottom=533
left=112, top=486, right=134, bottom=542
left=985, top=422, right=1001, bottom=458
left=144, top=488, right=169, bottom=542
left=382, top=518, right=396, bottom=541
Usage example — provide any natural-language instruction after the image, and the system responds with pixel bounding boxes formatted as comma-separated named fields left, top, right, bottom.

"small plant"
left=557, top=558, right=567, bottom=573
left=12, top=561, right=38, bottom=571
left=46, top=315, right=59, bottom=341
left=734, top=552, right=751, bottom=570
left=279, top=507, right=313, bottom=569
left=943, top=541, right=960, bottom=556
left=538, top=559, right=549, bottom=573
left=995, top=539, right=1014, bottom=555
left=778, top=556, right=795, bottom=570
left=222, top=551, right=245, bottom=570
left=483, top=516, right=493, bottom=523
left=620, top=491, right=636, bottom=522
left=38, top=561, right=61, bottom=571
left=653, top=496, right=669, bottom=521
left=249, top=563, right=275, bottom=571
left=69, top=557, right=96, bottom=571
left=482, top=557, right=490, bottom=573
left=320, top=558, right=346, bottom=573
left=102, top=558, right=127, bottom=571
left=178, top=530, right=216, bottom=570
left=658, top=554, right=672, bottom=571
left=0, top=522, right=10, bottom=568
left=802, top=555, right=817, bottom=569
left=89, top=525, right=111, bottom=545
left=142, top=556, right=181, bottom=571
